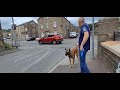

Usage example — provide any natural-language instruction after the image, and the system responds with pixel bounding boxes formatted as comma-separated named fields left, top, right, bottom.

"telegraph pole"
left=11, top=17, right=17, bottom=48
left=92, top=17, right=94, bottom=60
left=11, top=17, right=14, bottom=46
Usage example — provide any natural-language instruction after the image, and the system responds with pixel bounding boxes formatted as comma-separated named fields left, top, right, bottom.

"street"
left=0, top=36, right=97, bottom=73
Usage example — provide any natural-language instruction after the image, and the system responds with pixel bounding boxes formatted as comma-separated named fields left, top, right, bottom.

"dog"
left=65, top=45, right=79, bottom=68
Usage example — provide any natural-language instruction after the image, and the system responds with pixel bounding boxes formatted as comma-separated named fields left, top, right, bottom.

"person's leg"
left=83, top=50, right=90, bottom=73
left=69, top=57, right=72, bottom=68
left=79, top=49, right=84, bottom=73
left=79, top=49, right=90, bottom=73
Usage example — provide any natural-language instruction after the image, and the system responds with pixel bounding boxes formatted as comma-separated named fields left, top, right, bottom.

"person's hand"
left=76, top=43, right=79, bottom=47
left=80, top=45, right=83, bottom=51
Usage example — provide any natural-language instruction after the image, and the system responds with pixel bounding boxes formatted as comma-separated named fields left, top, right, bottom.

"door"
left=41, top=32, right=45, bottom=38
left=42, top=35, right=48, bottom=43
left=47, top=35, right=54, bottom=43
left=68, top=29, right=70, bottom=38
left=54, top=31, right=57, bottom=35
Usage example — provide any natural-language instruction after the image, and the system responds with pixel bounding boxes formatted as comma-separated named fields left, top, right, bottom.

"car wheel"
left=52, top=40, right=56, bottom=45
left=39, top=41, right=42, bottom=45
left=59, top=42, right=62, bottom=44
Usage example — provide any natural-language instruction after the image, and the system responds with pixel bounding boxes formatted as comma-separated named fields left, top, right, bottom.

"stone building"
left=16, top=20, right=38, bottom=40
left=0, top=21, right=4, bottom=51
left=75, top=26, right=80, bottom=33
left=37, top=17, right=77, bottom=38
left=96, top=17, right=120, bottom=34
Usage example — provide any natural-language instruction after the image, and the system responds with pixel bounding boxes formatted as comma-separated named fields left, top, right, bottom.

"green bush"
left=3, top=42, right=12, bottom=49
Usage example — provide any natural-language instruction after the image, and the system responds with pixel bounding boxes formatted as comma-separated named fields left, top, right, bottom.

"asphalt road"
left=0, top=36, right=97, bottom=73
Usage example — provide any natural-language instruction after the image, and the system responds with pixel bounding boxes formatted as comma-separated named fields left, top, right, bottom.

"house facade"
left=0, top=21, right=4, bottom=51
left=16, top=20, right=38, bottom=40
left=96, top=17, right=120, bottom=34
left=37, top=17, right=77, bottom=38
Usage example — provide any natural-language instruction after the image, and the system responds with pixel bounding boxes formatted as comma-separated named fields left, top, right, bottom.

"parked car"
left=76, top=33, right=79, bottom=37
left=35, top=38, right=40, bottom=41
left=27, top=37, right=36, bottom=41
left=38, top=34, right=63, bottom=44
left=70, top=32, right=77, bottom=38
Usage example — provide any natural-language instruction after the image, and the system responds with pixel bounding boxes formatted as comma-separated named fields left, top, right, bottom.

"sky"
left=0, top=17, right=102, bottom=29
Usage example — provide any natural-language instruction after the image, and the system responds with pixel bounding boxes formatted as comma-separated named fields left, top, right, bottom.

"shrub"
left=3, top=42, right=12, bottom=49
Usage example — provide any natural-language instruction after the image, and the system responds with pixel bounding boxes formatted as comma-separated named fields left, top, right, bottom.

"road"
left=0, top=36, right=97, bottom=73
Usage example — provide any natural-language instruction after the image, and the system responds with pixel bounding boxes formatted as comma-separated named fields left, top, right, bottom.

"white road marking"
left=0, top=48, right=37, bottom=64
left=14, top=50, right=45, bottom=62
left=48, top=57, right=66, bottom=73
left=22, top=49, right=52, bottom=72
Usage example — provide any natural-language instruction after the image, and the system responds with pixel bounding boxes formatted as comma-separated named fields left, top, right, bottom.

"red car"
left=38, top=34, right=63, bottom=44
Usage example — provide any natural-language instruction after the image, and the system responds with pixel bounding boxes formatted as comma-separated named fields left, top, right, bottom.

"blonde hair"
left=78, top=17, right=85, bottom=23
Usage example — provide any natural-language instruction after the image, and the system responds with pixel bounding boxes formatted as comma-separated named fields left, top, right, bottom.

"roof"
left=17, top=20, right=37, bottom=27
left=63, top=18, right=77, bottom=29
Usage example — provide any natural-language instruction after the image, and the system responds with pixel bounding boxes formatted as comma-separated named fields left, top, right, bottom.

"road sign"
left=12, top=24, right=16, bottom=30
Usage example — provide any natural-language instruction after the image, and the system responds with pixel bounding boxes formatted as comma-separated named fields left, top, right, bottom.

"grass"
left=3, top=42, right=13, bottom=50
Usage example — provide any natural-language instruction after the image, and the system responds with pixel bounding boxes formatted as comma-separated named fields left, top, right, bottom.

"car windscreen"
left=48, top=35, right=54, bottom=37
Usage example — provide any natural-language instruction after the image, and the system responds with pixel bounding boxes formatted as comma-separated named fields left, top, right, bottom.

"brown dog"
left=65, top=45, right=79, bottom=68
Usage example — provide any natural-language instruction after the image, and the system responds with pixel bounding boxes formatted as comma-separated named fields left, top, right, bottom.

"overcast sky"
left=0, top=17, right=102, bottom=29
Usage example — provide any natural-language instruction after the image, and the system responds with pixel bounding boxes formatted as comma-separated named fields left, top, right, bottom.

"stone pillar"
left=97, top=34, right=109, bottom=59
left=96, top=17, right=120, bottom=34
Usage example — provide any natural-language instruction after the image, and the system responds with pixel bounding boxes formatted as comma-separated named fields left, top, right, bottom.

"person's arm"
left=80, top=32, right=89, bottom=50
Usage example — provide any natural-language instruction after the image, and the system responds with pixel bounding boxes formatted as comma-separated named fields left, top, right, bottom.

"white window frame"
left=25, top=28, right=28, bottom=32
left=53, top=21, right=57, bottom=28
left=41, top=24, right=43, bottom=29
left=46, top=23, right=48, bottom=28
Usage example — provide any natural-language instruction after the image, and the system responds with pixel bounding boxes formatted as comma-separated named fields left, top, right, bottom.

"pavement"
left=49, top=50, right=111, bottom=73
left=0, top=48, right=21, bottom=56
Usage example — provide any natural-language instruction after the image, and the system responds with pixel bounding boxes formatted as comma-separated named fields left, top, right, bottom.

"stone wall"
left=96, top=18, right=120, bottom=35
left=97, top=18, right=120, bottom=73
left=97, top=34, right=109, bottom=58
left=97, top=33, right=120, bottom=73
left=99, top=42, right=120, bottom=73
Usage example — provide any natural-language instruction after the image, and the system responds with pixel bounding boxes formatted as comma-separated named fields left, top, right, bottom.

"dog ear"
left=69, top=48, right=71, bottom=52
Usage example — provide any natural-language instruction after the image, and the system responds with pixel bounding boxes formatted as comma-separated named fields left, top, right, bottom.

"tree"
left=88, top=23, right=98, bottom=31
left=88, top=24, right=92, bottom=31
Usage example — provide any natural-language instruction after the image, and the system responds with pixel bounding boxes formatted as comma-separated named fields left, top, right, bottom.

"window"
left=25, top=28, right=28, bottom=32
left=53, top=21, right=57, bottom=28
left=48, top=35, right=54, bottom=37
left=46, top=23, right=48, bottom=28
left=41, top=24, right=43, bottom=29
